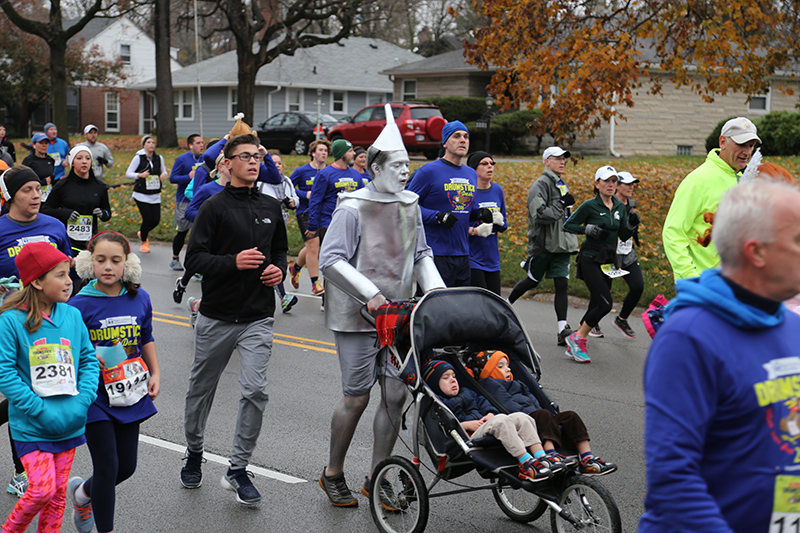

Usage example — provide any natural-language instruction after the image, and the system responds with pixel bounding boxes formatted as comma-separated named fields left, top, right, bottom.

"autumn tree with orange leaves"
left=464, top=0, right=800, bottom=147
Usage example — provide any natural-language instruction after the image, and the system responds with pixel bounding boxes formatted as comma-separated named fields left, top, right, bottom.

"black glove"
left=68, top=211, right=80, bottom=223
left=628, top=211, right=641, bottom=227
left=560, top=192, right=575, bottom=207
left=96, top=157, right=108, bottom=166
left=477, top=207, right=493, bottom=224
left=436, top=211, right=458, bottom=229
left=282, top=197, right=295, bottom=209
left=585, top=223, right=610, bottom=240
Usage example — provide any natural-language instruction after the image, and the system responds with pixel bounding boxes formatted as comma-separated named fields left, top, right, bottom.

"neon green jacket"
left=662, top=149, right=738, bottom=280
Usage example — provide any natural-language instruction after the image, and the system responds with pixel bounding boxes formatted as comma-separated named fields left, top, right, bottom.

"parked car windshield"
left=409, top=108, right=443, bottom=120
left=303, top=113, right=338, bottom=124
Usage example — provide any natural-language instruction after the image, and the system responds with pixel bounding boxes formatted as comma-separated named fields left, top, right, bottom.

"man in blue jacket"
left=169, top=134, right=205, bottom=271
left=641, top=179, right=800, bottom=532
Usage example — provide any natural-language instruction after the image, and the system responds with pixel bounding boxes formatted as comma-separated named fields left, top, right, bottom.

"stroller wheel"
left=492, top=480, right=548, bottom=523
left=550, top=475, right=621, bottom=533
left=369, top=456, right=429, bottom=533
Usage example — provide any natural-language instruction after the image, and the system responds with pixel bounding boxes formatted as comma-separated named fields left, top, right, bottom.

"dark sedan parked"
left=257, top=112, right=339, bottom=155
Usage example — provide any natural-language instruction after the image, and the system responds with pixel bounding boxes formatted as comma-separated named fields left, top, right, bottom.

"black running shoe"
left=557, top=324, right=573, bottom=346
left=180, top=449, right=204, bottom=488
left=173, top=277, right=186, bottom=304
left=221, top=468, right=262, bottom=506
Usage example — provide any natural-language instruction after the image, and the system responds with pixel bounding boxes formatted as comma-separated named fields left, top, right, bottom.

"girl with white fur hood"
left=67, top=231, right=160, bottom=533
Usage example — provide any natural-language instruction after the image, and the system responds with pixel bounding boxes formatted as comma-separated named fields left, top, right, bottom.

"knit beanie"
left=441, top=120, right=468, bottom=145
left=467, top=151, right=493, bottom=170
left=422, top=359, right=454, bottom=396
left=14, top=242, right=70, bottom=287
left=68, top=145, right=93, bottom=166
left=331, top=139, right=353, bottom=161
left=3, top=168, right=41, bottom=202
left=44, top=123, right=56, bottom=135
left=478, top=350, right=513, bottom=381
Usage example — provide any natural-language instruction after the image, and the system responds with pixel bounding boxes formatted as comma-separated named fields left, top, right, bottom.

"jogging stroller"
left=366, top=287, right=621, bottom=533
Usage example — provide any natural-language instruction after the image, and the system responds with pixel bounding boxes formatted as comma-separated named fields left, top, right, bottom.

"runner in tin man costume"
left=317, top=104, right=445, bottom=506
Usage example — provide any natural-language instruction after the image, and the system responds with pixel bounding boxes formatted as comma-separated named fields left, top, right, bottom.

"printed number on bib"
left=29, top=344, right=77, bottom=397
left=600, top=264, right=629, bottom=279
left=67, top=216, right=93, bottom=241
left=145, top=176, right=160, bottom=190
left=103, top=357, right=150, bottom=407
left=770, top=476, right=800, bottom=532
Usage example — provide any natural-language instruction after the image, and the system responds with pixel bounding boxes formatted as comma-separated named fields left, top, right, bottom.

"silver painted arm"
left=322, top=260, right=381, bottom=305
left=414, top=256, right=445, bottom=293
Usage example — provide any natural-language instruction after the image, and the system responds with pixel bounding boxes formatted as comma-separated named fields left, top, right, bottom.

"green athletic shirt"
left=564, top=194, right=632, bottom=256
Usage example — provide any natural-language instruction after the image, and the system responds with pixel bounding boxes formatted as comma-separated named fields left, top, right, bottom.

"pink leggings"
left=2, top=448, right=76, bottom=533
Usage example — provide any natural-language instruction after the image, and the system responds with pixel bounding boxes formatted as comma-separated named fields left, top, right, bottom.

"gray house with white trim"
left=133, top=37, right=424, bottom=138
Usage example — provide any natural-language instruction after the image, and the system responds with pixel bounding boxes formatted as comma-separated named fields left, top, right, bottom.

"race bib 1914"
left=102, top=357, right=150, bottom=407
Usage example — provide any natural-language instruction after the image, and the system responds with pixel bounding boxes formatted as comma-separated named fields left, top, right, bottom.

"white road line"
left=139, top=434, right=307, bottom=484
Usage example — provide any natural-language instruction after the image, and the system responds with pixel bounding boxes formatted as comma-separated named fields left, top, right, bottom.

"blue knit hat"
left=422, top=360, right=455, bottom=396
left=44, top=123, right=56, bottom=135
left=441, top=121, right=468, bottom=145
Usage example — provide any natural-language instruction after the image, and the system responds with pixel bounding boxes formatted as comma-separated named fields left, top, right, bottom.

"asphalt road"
left=0, top=242, right=649, bottom=532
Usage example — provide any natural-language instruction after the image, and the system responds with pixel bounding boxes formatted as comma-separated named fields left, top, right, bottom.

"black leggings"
left=0, top=400, right=24, bottom=473
left=172, top=229, right=189, bottom=257
left=134, top=200, right=161, bottom=241
left=509, top=276, right=569, bottom=322
left=470, top=269, right=502, bottom=296
left=618, top=261, right=644, bottom=319
left=83, top=420, right=141, bottom=533
left=579, top=254, right=613, bottom=328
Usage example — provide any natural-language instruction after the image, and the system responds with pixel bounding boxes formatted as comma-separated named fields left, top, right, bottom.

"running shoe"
left=281, top=294, right=298, bottom=313
left=221, top=468, right=262, bottom=506
left=139, top=239, right=150, bottom=253
left=361, top=476, right=399, bottom=511
left=548, top=452, right=579, bottom=468
left=613, top=316, right=636, bottom=338
left=68, top=476, right=94, bottom=533
left=173, top=277, right=186, bottom=304
left=188, top=297, right=200, bottom=328
left=579, top=455, right=618, bottom=476
left=518, top=458, right=552, bottom=482
left=588, top=325, right=603, bottom=338
left=288, top=263, right=301, bottom=289
left=180, top=449, right=205, bottom=488
left=7, top=470, right=27, bottom=497
left=319, top=468, right=358, bottom=507
left=557, top=324, right=572, bottom=347
left=137, top=230, right=142, bottom=241
left=565, top=332, right=590, bottom=363
left=312, top=279, right=325, bottom=296
left=170, top=258, right=184, bottom=271
left=192, top=273, right=203, bottom=282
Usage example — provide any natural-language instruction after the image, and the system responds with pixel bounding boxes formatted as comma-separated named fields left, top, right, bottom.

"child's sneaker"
left=613, top=316, right=636, bottom=338
left=319, top=468, right=358, bottom=507
left=548, top=452, right=579, bottom=468
left=565, top=332, right=590, bottom=363
left=579, top=455, right=618, bottom=476
left=288, top=263, right=301, bottom=289
left=188, top=297, right=200, bottom=328
left=518, top=458, right=552, bottom=482
left=281, top=294, right=298, bottom=313
left=7, top=470, right=27, bottom=497
left=312, top=279, right=325, bottom=296
left=540, top=453, right=569, bottom=473
left=68, top=476, right=94, bottom=533
left=588, top=325, right=604, bottom=338
left=221, top=468, right=262, bottom=506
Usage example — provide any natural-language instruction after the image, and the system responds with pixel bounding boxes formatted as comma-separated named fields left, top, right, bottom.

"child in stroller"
left=464, top=349, right=617, bottom=476
left=422, top=359, right=566, bottom=483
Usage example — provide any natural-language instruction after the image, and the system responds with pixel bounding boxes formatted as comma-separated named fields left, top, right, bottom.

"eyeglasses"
left=232, top=152, right=263, bottom=162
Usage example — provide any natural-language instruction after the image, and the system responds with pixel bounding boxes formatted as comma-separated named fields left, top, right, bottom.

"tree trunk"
left=154, top=0, right=177, bottom=147
left=236, top=45, right=258, bottom=126
left=49, top=40, right=69, bottom=142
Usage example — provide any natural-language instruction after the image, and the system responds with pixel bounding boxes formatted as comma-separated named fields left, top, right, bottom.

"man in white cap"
left=508, top=146, right=579, bottom=346
left=77, top=125, right=114, bottom=184
left=317, top=104, right=444, bottom=507
left=662, top=116, right=760, bottom=280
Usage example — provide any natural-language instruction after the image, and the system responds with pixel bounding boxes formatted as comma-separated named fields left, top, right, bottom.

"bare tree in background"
left=153, top=0, right=177, bottom=146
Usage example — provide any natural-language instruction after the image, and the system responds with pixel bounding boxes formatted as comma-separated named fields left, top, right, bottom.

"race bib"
left=770, top=476, right=800, bottom=532
left=28, top=344, right=77, bottom=397
left=102, top=357, right=150, bottom=407
left=93, top=160, right=100, bottom=174
left=600, top=264, right=629, bottom=279
left=40, top=185, right=52, bottom=202
left=556, top=183, right=568, bottom=195
left=145, top=176, right=160, bottom=190
left=617, top=238, right=633, bottom=256
left=67, top=216, right=92, bottom=241
left=49, top=153, right=61, bottom=166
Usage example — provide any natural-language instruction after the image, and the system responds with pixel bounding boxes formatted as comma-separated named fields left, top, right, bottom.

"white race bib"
left=50, top=153, right=61, bottom=166
left=617, top=238, right=633, bottom=256
left=67, top=216, right=92, bottom=241
left=145, top=176, right=160, bottom=190
left=40, top=185, right=52, bottom=202
left=600, top=264, right=629, bottom=279
left=103, top=357, right=150, bottom=407
left=29, top=344, right=78, bottom=397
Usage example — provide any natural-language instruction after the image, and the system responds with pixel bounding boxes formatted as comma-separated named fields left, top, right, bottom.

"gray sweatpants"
left=184, top=313, right=274, bottom=469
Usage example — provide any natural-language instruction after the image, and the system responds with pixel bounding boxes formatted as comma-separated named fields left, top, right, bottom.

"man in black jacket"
left=180, top=133, right=288, bottom=507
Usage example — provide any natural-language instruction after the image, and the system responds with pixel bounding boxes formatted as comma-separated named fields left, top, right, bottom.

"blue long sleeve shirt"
left=307, top=165, right=364, bottom=232
left=170, top=151, right=204, bottom=203
left=0, top=214, right=73, bottom=279
left=469, top=183, right=508, bottom=271
left=185, top=180, right=224, bottom=223
left=290, top=163, right=323, bottom=215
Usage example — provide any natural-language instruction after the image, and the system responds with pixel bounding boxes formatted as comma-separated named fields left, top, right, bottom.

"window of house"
left=677, top=145, right=692, bottom=156
left=287, top=89, right=302, bottom=111
left=229, top=88, right=238, bottom=118
left=402, top=80, right=417, bottom=101
left=332, top=91, right=345, bottom=113
left=105, top=92, right=120, bottom=132
left=120, top=44, right=131, bottom=65
left=748, top=90, right=770, bottom=113
left=174, top=90, right=194, bottom=120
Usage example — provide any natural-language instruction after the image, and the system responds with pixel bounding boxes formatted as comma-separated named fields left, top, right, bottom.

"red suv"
left=327, top=103, right=446, bottom=160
